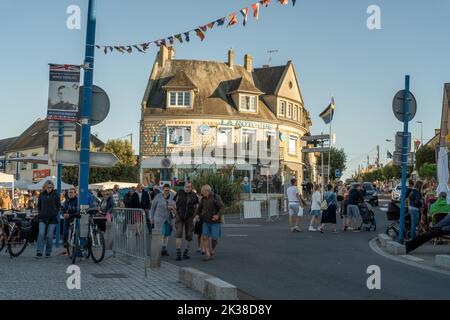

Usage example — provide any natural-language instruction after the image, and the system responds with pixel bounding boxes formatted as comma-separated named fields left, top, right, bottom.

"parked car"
left=363, top=182, right=379, bottom=206
left=391, top=184, right=402, bottom=202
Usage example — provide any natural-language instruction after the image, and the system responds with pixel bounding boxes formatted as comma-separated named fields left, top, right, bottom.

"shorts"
left=202, top=222, right=221, bottom=240
left=288, top=203, right=303, bottom=216
left=347, top=205, right=360, bottom=219
left=310, top=210, right=321, bottom=217
left=162, top=221, right=173, bottom=237
left=175, top=217, right=194, bottom=241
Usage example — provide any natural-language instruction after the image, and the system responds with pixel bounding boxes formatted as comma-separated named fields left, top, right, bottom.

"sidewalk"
left=371, top=236, right=450, bottom=275
left=0, top=245, right=204, bottom=300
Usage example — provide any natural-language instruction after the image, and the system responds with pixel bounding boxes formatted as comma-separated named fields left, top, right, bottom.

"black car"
left=363, top=182, right=379, bottom=207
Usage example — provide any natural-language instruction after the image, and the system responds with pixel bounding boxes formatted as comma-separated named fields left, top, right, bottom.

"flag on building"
left=319, top=96, right=335, bottom=124
left=240, top=7, right=249, bottom=26
left=252, top=3, right=260, bottom=19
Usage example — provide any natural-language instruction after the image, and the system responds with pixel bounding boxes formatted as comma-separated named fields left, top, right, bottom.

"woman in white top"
left=309, top=184, right=322, bottom=231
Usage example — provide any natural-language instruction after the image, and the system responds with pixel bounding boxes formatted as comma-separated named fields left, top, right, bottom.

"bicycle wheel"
left=0, top=226, right=7, bottom=253
left=67, top=223, right=74, bottom=257
left=89, top=229, right=105, bottom=263
left=0, top=237, right=5, bottom=253
left=71, top=227, right=79, bottom=264
left=7, top=227, right=28, bottom=257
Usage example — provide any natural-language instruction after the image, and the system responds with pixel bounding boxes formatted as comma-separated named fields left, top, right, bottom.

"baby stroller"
left=359, top=201, right=376, bottom=231
left=385, top=201, right=411, bottom=240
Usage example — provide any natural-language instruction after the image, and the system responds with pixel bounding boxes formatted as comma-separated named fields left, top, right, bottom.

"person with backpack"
left=196, top=184, right=224, bottom=261
left=408, top=180, right=423, bottom=239
left=173, top=182, right=199, bottom=261
left=36, top=180, right=61, bottom=258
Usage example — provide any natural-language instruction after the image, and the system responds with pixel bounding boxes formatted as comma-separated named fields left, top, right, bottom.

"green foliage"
left=415, top=146, right=436, bottom=171
left=419, top=163, right=437, bottom=180
left=62, top=139, right=138, bottom=185
left=319, top=147, right=347, bottom=180
left=191, top=169, right=242, bottom=207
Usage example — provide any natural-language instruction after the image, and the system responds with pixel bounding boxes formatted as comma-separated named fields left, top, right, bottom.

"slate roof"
left=0, top=137, right=18, bottom=156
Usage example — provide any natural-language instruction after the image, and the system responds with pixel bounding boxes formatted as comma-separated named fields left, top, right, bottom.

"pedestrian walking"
left=150, top=184, right=176, bottom=256
left=345, top=184, right=364, bottom=231
left=173, top=182, right=199, bottom=261
left=286, top=179, right=303, bottom=232
left=36, top=180, right=61, bottom=258
left=196, top=185, right=224, bottom=261
left=130, top=184, right=152, bottom=232
left=309, top=184, right=321, bottom=231
left=111, top=184, right=122, bottom=208
left=123, top=186, right=136, bottom=208
left=408, top=180, right=423, bottom=239
left=337, top=181, right=346, bottom=216
left=319, top=184, right=338, bottom=233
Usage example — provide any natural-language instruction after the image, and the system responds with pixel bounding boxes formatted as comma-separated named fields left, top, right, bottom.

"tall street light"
left=416, top=121, right=423, bottom=148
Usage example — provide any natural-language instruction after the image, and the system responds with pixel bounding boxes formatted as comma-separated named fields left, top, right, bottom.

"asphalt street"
left=168, top=196, right=450, bottom=300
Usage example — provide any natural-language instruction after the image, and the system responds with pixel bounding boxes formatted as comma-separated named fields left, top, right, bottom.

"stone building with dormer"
left=139, top=45, right=317, bottom=193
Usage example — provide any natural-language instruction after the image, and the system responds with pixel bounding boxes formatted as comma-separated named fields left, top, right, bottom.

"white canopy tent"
left=88, top=181, right=138, bottom=191
left=27, top=176, right=74, bottom=191
left=0, top=173, right=15, bottom=191
left=436, top=147, right=450, bottom=203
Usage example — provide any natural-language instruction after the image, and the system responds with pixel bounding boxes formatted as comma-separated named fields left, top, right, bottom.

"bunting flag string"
left=95, top=0, right=295, bottom=54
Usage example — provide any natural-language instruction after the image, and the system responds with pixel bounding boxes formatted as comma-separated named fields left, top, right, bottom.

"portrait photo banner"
left=47, top=64, right=80, bottom=122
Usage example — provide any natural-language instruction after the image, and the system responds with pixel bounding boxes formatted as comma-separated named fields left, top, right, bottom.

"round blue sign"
left=279, top=132, right=286, bottom=142
left=200, top=125, right=210, bottom=135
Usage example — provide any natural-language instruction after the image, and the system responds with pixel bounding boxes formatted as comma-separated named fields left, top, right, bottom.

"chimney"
left=227, top=48, right=234, bottom=68
left=168, top=46, right=176, bottom=60
left=158, top=45, right=169, bottom=68
left=244, top=54, right=253, bottom=72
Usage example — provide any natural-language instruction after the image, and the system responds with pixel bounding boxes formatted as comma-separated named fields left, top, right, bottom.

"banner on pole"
left=47, top=64, right=80, bottom=122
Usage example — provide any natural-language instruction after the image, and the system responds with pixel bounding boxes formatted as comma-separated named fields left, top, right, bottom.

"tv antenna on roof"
left=267, top=49, right=279, bottom=66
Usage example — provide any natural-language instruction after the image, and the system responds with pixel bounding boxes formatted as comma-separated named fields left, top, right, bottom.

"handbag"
left=320, top=200, right=329, bottom=211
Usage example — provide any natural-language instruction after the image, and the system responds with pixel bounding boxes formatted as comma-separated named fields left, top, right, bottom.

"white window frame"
left=293, top=104, right=298, bottom=121
left=241, top=128, right=257, bottom=152
left=287, top=103, right=293, bottom=119
left=217, top=127, right=233, bottom=148
left=279, top=100, right=286, bottom=117
left=288, top=134, right=298, bottom=155
left=168, top=91, right=191, bottom=108
left=265, top=130, right=276, bottom=151
left=239, top=94, right=257, bottom=112
left=168, top=126, right=192, bottom=146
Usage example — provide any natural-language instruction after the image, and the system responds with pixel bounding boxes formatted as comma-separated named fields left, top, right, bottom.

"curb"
left=178, top=267, right=239, bottom=300
left=369, top=238, right=450, bottom=276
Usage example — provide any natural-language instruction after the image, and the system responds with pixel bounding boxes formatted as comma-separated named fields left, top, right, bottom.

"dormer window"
left=239, top=95, right=257, bottom=112
left=169, top=91, right=191, bottom=108
left=279, top=100, right=286, bottom=117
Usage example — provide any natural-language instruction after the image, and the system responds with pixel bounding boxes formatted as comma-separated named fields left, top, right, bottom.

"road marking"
left=400, top=255, right=425, bottom=262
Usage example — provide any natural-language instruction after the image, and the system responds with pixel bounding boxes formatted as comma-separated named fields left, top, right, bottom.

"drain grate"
left=91, top=273, right=129, bottom=279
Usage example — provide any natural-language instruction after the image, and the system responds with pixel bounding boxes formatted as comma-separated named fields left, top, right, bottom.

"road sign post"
left=78, top=0, right=97, bottom=210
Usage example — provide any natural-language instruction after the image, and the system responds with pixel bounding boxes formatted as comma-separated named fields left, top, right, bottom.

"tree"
left=415, top=146, right=436, bottom=171
left=419, top=163, right=437, bottom=180
left=319, top=147, right=347, bottom=180
left=62, top=139, right=138, bottom=185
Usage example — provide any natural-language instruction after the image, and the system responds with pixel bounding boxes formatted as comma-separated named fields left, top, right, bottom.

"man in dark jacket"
left=345, top=184, right=364, bottom=231
left=130, top=184, right=151, bottom=232
left=195, top=184, right=224, bottom=261
left=123, top=186, right=136, bottom=208
left=174, top=182, right=199, bottom=261
left=62, top=188, right=79, bottom=247
left=36, top=180, right=61, bottom=258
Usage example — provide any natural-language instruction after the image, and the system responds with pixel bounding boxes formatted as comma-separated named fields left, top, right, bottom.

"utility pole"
left=377, top=145, right=380, bottom=168
left=367, top=155, right=370, bottom=168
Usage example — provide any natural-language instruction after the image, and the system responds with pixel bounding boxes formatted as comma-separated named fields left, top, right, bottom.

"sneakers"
left=308, top=226, right=317, bottom=232
left=161, top=249, right=169, bottom=257
left=45, top=254, right=51, bottom=258
left=183, top=250, right=190, bottom=260
left=293, top=226, right=301, bottom=232
left=35, top=253, right=43, bottom=259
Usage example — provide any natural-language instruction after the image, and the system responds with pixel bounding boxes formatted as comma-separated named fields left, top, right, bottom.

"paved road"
left=168, top=196, right=450, bottom=299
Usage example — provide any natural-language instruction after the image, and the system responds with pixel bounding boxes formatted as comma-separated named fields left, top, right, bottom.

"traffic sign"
left=302, top=147, right=329, bottom=153
left=301, top=134, right=330, bottom=142
left=395, top=132, right=411, bottom=152
left=393, top=90, right=417, bottom=122
left=335, top=169, right=341, bottom=178
left=56, top=150, right=118, bottom=167
left=78, top=85, right=110, bottom=126
left=393, top=151, right=414, bottom=167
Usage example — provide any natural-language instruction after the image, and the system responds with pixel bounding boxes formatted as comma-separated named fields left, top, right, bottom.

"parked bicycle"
left=67, top=208, right=105, bottom=264
left=0, top=209, right=35, bottom=258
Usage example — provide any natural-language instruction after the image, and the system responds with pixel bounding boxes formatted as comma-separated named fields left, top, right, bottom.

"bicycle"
left=66, top=208, right=105, bottom=264
left=0, top=209, right=32, bottom=258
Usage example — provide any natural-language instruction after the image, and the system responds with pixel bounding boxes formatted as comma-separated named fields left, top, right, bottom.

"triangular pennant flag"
left=200, top=25, right=208, bottom=32
left=126, top=46, right=133, bottom=53
left=174, top=34, right=183, bottom=43
left=292, top=0, right=296, bottom=6
left=184, top=32, right=190, bottom=42
left=207, top=21, right=215, bottom=29
left=168, top=36, right=174, bottom=45
left=216, top=17, right=226, bottom=26
left=104, top=47, right=108, bottom=54
left=109, top=46, right=114, bottom=52
left=240, top=7, right=249, bottom=26
left=114, top=46, right=125, bottom=53
left=141, top=43, right=150, bottom=51
left=252, top=2, right=260, bottom=19
left=260, top=0, right=271, bottom=7
left=195, top=28, right=205, bottom=41
left=227, top=13, right=238, bottom=27
left=95, top=45, right=101, bottom=49
left=133, top=45, right=145, bottom=53
left=278, top=0, right=288, bottom=4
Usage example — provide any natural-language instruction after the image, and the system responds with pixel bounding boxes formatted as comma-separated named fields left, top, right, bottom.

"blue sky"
left=1, top=0, right=449, bottom=179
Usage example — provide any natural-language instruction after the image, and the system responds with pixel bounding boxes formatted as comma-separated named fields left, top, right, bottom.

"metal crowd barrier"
left=111, top=208, right=151, bottom=277
left=240, top=200, right=262, bottom=223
